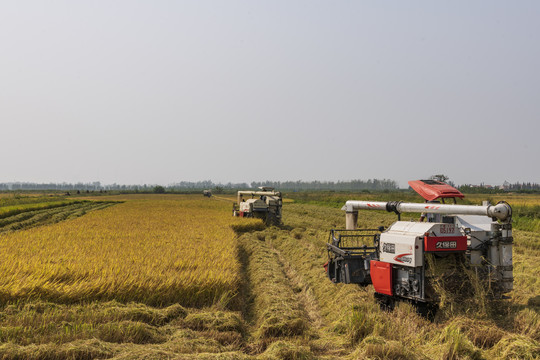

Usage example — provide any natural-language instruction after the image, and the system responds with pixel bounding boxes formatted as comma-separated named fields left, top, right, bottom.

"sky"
left=1, top=1, right=539, bottom=188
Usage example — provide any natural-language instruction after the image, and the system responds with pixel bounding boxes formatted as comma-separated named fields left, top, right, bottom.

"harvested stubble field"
left=0, top=193, right=538, bottom=359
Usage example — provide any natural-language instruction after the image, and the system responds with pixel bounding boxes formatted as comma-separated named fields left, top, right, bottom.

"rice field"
left=0, top=195, right=259, bottom=307
left=0, top=192, right=538, bottom=359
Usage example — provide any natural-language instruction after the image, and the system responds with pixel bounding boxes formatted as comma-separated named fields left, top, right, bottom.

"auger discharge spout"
left=342, top=200, right=512, bottom=230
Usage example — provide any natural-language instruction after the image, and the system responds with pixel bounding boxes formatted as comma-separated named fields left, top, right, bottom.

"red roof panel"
left=408, top=180, right=464, bottom=201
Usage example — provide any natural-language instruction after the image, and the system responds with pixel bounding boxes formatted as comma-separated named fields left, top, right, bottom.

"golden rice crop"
left=0, top=195, right=259, bottom=307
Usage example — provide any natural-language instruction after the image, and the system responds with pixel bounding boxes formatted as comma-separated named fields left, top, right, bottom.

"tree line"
left=502, top=181, right=540, bottom=191
left=459, top=181, right=540, bottom=194
left=249, top=179, right=399, bottom=191
left=2, top=179, right=537, bottom=193
left=0, top=179, right=398, bottom=192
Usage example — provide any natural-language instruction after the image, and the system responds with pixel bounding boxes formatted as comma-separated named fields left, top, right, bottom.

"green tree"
left=153, top=185, right=166, bottom=194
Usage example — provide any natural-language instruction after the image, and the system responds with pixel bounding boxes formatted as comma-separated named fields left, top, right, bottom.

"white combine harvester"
left=232, top=187, right=282, bottom=226
left=325, top=180, right=513, bottom=314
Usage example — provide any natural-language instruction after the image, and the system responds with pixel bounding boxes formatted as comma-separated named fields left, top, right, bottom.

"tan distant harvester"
left=232, top=187, right=282, bottom=226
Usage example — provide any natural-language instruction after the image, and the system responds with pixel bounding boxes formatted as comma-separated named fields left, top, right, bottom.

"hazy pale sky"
left=1, top=1, right=538, bottom=187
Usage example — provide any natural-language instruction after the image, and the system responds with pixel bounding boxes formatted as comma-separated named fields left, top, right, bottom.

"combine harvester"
left=325, top=179, right=513, bottom=314
left=232, top=187, right=283, bottom=226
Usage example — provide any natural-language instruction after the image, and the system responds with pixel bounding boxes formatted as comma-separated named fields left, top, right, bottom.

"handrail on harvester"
left=236, top=190, right=282, bottom=205
left=341, top=200, right=512, bottom=223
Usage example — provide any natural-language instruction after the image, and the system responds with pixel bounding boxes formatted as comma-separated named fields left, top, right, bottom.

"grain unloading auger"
left=232, top=187, right=282, bottom=226
left=325, top=180, right=513, bottom=314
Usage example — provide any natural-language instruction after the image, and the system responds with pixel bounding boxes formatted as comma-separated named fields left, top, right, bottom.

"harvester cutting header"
left=325, top=179, right=513, bottom=313
left=233, top=187, right=282, bottom=226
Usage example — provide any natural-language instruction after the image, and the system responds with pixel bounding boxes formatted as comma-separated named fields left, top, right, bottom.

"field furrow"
left=239, top=234, right=308, bottom=346
left=0, top=201, right=117, bottom=233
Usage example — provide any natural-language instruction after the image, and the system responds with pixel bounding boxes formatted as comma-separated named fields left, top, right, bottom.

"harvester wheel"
left=414, top=301, right=438, bottom=320
left=266, top=212, right=280, bottom=226
left=374, top=293, right=395, bottom=312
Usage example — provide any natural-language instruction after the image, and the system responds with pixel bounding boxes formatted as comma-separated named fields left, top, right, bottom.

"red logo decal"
left=394, top=253, right=413, bottom=264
